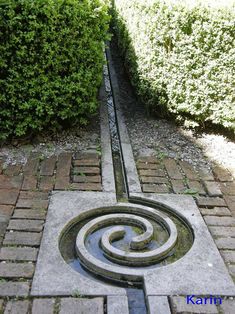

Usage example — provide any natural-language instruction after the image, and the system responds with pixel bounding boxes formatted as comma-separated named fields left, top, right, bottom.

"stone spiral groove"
left=75, top=203, right=178, bottom=282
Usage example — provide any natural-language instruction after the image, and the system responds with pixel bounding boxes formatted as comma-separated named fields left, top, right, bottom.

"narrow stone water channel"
left=58, top=42, right=193, bottom=314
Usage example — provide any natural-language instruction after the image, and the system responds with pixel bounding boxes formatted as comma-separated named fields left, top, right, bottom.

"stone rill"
left=31, top=191, right=235, bottom=297
left=61, top=203, right=189, bottom=283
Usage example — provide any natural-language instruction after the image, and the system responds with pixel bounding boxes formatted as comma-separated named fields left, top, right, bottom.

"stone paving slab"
left=130, top=193, right=235, bottom=296
left=31, top=191, right=126, bottom=297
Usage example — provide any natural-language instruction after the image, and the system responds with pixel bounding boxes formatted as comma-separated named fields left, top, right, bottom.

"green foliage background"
left=113, top=0, right=235, bottom=131
left=0, top=0, right=110, bottom=139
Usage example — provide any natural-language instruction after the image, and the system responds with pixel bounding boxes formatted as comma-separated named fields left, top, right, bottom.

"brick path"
left=0, top=152, right=103, bottom=313
left=137, top=156, right=235, bottom=281
left=0, top=152, right=234, bottom=313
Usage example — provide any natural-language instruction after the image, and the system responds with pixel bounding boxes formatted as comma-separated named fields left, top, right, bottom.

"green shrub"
left=113, top=0, right=235, bottom=131
left=0, top=0, right=110, bottom=140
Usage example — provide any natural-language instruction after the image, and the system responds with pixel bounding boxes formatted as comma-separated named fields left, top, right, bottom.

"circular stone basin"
left=59, top=202, right=193, bottom=284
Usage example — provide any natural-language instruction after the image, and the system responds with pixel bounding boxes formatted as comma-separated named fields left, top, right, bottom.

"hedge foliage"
left=113, top=0, right=235, bottom=130
left=0, top=0, right=110, bottom=139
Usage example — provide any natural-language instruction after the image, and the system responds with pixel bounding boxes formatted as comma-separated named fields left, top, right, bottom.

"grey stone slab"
left=3, top=231, right=42, bottom=246
left=130, top=193, right=235, bottom=296
left=147, top=296, right=171, bottom=314
left=107, top=296, right=129, bottom=314
left=100, top=87, right=116, bottom=193
left=59, top=298, right=103, bottom=314
left=31, top=191, right=125, bottom=297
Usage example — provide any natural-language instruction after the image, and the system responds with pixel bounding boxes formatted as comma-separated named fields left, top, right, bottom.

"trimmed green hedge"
left=113, top=0, right=235, bottom=130
left=0, top=0, right=110, bottom=139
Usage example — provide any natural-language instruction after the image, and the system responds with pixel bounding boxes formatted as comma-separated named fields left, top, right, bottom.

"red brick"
left=200, top=207, right=231, bottom=217
left=204, top=181, right=222, bottom=197
left=19, top=191, right=48, bottom=199
left=73, top=159, right=100, bottom=167
left=73, top=167, right=100, bottom=174
left=179, top=160, right=199, bottom=180
left=140, top=176, right=168, bottom=184
left=32, top=299, right=55, bottom=314
left=0, top=205, right=14, bottom=218
left=171, top=180, right=185, bottom=194
left=164, top=158, right=183, bottom=180
left=196, top=197, right=226, bottom=207
left=209, top=226, right=235, bottom=237
left=7, top=219, right=44, bottom=232
left=40, top=156, right=57, bottom=176
left=0, top=247, right=38, bottom=261
left=142, top=184, right=169, bottom=193
left=70, top=183, right=102, bottom=191
left=204, top=216, right=235, bottom=226
left=22, top=175, right=37, bottom=190
left=0, top=175, right=22, bottom=189
left=187, top=180, right=206, bottom=195
left=54, top=176, right=70, bottom=190
left=73, top=175, right=101, bottom=183
left=0, top=263, right=34, bottom=278
left=24, top=154, right=40, bottom=175
left=39, top=176, right=54, bottom=191
left=220, top=181, right=235, bottom=195
left=137, top=156, right=158, bottom=163
left=139, top=169, right=165, bottom=177
left=56, top=153, right=72, bottom=177
left=220, top=250, right=235, bottom=263
left=213, top=165, right=233, bottom=182
left=5, top=300, right=30, bottom=314
left=198, top=168, right=214, bottom=181
left=16, top=198, right=48, bottom=209
left=75, top=152, right=99, bottom=160
left=4, top=232, right=42, bottom=246
left=13, top=209, right=46, bottom=220
left=0, top=282, right=30, bottom=297
left=0, top=160, right=3, bottom=174
left=224, top=195, right=235, bottom=213
left=4, top=164, right=22, bottom=176
left=0, top=189, right=19, bottom=205
left=215, top=238, right=235, bottom=250
left=137, top=163, right=163, bottom=170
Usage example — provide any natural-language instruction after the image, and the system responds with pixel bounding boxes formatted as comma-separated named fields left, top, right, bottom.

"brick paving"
left=0, top=151, right=234, bottom=313
left=137, top=156, right=235, bottom=304
left=0, top=152, right=103, bottom=313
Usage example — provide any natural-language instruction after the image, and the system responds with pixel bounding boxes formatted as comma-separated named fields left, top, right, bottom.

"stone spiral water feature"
left=59, top=202, right=193, bottom=285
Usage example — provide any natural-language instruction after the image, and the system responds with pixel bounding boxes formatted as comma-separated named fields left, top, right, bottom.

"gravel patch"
left=0, top=117, right=100, bottom=167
